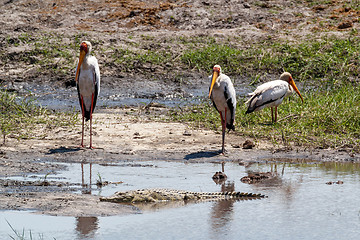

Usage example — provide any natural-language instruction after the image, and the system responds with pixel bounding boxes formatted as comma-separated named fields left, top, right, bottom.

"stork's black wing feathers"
left=224, top=86, right=235, bottom=131
left=245, top=91, right=286, bottom=114
left=77, top=68, right=99, bottom=122
left=245, top=93, right=259, bottom=114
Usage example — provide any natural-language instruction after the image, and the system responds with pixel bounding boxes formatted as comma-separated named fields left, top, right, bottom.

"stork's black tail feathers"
left=245, top=108, right=253, bottom=114
left=83, top=99, right=97, bottom=121
left=77, top=84, right=98, bottom=122
left=84, top=110, right=91, bottom=121
left=226, top=96, right=236, bottom=132
left=245, top=95, right=256, bottom=114
left=226, top=122, right=235, bottom=131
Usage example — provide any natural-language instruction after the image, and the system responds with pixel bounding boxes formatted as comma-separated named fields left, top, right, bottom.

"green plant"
left=169, top=84, right=360, bottom=151
left=6, top=220, right=49, bottom=240
left=0, top=90, right=77, bottom=145
left=180, top=36, right=360, bottom=87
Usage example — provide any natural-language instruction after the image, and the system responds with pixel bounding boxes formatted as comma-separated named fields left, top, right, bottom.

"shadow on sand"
left=184, top=150, right=221, bottom=160
left=46, top=146, right=83, bottom=155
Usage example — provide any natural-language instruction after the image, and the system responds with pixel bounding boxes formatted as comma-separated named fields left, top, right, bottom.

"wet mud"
left=1, top=121, right=359, bottom=217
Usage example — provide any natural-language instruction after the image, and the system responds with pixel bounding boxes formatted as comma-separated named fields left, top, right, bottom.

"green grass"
left=2, top=31, right=359, bottom=87
left=2, top=32, right=86, bottom=77
left=170, top=84, right=360, bottom=151
left=181, top=35, right=360, bottom=86
left=304, top=0, right=360, bottom=10
left=0, top=90, right=77, bottom=145
left=108, top=47, right=174, bottom=73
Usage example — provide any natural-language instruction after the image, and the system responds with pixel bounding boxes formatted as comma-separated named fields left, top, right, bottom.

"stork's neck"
left=85, top=52, right=91, bottom=60
left=81, top=54, right=92, bottom=69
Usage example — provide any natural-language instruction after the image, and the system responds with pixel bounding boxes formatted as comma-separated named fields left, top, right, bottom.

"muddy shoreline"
left=1, top=108, right=358, bottom=217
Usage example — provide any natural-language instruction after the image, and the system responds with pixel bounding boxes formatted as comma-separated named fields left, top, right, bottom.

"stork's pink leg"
left=89, top=93, right=94, bottom=149
left=80, top=96, right=85, bottom=148
left=271, top=107, right=274, bottom=123
left=219, top=110, right=226, bottom=154
left=222, top=108, right=227, bottom=154
left=274, top=106, right=278, bottom=123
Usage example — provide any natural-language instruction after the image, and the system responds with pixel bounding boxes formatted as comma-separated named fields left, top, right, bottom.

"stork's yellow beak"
left=75, top=49, right=86, bottom=83
left=209, top=71, right=219, bottom=98
left=289, top=77, right=304, bottom=103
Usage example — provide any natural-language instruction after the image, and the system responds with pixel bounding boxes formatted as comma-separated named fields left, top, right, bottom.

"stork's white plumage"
left=209, top=65, right=236, bottom=154
left=245, top=72, right=303, bottom=123
left=75, top=41, right=100, bottom=149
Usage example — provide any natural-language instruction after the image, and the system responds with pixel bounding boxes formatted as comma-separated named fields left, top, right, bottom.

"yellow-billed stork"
left=245, top=72, right=303, bottom=123
left=209, top=65, right=237, bottom=154
left=74, top=41, right=100, bottom=149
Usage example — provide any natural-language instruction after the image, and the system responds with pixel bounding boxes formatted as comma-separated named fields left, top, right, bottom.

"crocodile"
left=99, top=188, right=266, bottom=204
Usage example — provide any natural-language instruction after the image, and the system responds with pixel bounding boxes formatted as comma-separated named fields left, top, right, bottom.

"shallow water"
left=1, top=160, right=360, bottom=240
left=4, top=80, right=252, bottom=110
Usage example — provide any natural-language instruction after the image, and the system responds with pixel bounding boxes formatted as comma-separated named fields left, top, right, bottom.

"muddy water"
left=2, top=160, right=360, bottom=240
left=4, top=80, right=252, bottom=110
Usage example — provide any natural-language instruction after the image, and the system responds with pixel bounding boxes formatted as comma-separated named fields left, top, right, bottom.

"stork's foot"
left=220, top=148, right=228, bottom=155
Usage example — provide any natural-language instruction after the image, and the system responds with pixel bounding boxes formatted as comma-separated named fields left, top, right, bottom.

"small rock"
left=241, top=172, right=273, bottom=184
left=64, top=79, right=76, bottom=88
left=183, top=130, right=191, bottom=136
left=338, top=21, right=353, bottom=29
left=326, top=180, right=344, bottom=185
left=212, top=171, right=227, bottom=180
left=212, top=171, right=227, bottom=184
left=243, top=140, right=255, bottom=149
left=122, top=150, right=135, bottom=155
left=313, top=5, right=326, bottom=11
left=243, top=3, right=251, bottom=8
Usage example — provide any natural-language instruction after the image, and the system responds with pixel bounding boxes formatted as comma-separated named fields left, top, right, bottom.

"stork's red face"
left=80, top=42, right=88, bottom=53
left=213, top=66, right=220, bottom=73
left=209, top=65, right=221, bottom=98
left=75, top=42, right=88, bottom=82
